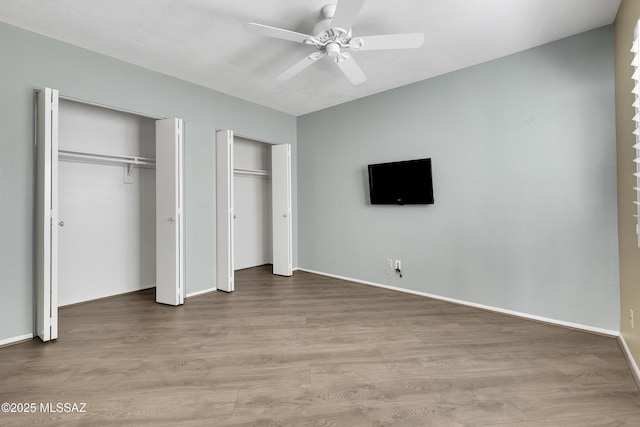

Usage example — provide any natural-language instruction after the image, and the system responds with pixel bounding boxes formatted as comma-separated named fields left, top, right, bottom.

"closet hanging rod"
left=58, top=149, right=156, bottom=168
left=234, top=168, right=271, bottom=177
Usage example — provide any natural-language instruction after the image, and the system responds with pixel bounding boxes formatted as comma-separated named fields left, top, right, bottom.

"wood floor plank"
left=231, top=381, right=529, bottom=426
left=1, top=265, right=638, bottom=426
left=506, top=385, right=640, bottom=420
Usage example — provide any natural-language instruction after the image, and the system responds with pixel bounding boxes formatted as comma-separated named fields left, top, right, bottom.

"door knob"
left=170, top=217, right=175, bottom=222
left=58, top=221, right=64, bottom=227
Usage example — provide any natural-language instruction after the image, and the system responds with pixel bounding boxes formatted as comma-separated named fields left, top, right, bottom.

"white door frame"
left=36, top=88, right=185, bottom=341
left=215, top=130, right=293, bottom=291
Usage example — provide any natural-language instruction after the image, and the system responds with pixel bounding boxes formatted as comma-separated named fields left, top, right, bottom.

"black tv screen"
left=368, top=158, right=434, bottom=205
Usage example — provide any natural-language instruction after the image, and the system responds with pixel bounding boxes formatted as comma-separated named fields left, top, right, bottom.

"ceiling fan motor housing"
left=313, top=18, right=333, bottom=38
left=326, top=42, right=341, bottom=58
left=314, top=4, right=350, bottom=41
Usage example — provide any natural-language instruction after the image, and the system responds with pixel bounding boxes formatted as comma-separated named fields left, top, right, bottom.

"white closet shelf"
left=234, top=167, right=271, bottom=177
left=58, top=149, right=156, bottom=168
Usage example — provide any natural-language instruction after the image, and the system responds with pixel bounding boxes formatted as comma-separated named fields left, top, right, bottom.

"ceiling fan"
left=244, top=0, right=424, bottom=85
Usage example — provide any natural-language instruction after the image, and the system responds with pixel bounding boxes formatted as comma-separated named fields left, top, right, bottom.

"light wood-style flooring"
left=1, top=266, right=639, bottom=426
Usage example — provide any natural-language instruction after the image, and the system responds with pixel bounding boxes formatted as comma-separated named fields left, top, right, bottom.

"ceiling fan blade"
left=278, top=52, right=325, bottom=81
left=335, top=54, right=367, bottom=85
left=351, top=33, right=424, bottom=51
left=331, top=0, right=366, bottom=32
left=244, top=23, right=312, bottom=44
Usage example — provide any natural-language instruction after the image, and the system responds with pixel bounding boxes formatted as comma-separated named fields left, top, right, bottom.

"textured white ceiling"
left=0, top=0, right=621, bottom=116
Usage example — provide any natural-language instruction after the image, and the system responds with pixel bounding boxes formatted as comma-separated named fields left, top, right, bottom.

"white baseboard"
left=619, top=334, right=640, bottom=387
left=297, top=268, right=619, bottom=338
left=0, top=333, right=33, bottom=347
left=186, top=287, right=217, bottom=298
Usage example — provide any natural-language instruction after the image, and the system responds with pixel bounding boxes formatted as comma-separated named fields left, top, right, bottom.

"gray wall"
left=297, top=26, right=620, bottom=331
left=0, top=22, right=297, bottom=342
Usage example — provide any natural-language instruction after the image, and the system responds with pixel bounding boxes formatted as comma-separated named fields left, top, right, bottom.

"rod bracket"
left=124, top=163, right=134, bottom=184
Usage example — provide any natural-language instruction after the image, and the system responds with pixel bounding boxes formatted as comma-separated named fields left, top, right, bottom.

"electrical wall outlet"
left=631, top=309, right=635, bottom=329
left=395, top=260, right=401, bottom=270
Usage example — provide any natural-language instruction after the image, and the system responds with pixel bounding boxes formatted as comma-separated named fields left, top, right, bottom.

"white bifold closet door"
left=36, top=87, right=59, bottom=342
left=36, top=87, right=184, bottom=342
left=272, top=144, right=292, bottom=276
left=216, top=130, right=235, bottom=292
left=156, top=118, right=185, bottom=306
left=215, top=130, right=292, bottom=293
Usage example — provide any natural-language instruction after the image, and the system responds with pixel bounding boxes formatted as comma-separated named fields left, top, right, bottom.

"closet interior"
left=57, top=99, right=157, bottom=306
left=233, top=137, right=273, bottom=271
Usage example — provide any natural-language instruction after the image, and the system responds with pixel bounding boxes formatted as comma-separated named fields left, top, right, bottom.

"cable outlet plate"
left=395, top=260, right=401, bottom=270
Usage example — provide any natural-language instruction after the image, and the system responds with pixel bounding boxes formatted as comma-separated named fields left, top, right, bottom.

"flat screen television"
left=368, top=158, right=434, bottom=205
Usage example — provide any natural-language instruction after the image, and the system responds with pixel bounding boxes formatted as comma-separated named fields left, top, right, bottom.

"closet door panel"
left=216, top=130, right=234, bottom=292
left=36, top=87, right=59, bottom=342
left=156, top=118, right=184, bottom=305
left=272, top=144, right=292, bottom=276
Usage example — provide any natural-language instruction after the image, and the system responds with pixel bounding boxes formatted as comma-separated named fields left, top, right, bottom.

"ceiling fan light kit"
left=244, top=0, right=424, bottom=85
